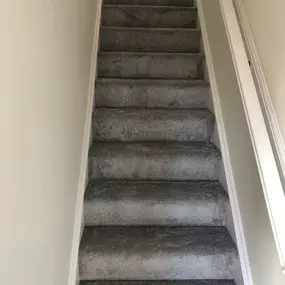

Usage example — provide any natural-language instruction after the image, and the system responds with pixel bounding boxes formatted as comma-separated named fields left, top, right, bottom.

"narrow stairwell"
left=79, top=1, right=238, bottom=284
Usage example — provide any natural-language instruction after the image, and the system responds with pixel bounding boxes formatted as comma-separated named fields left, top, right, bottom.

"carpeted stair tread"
left=89, top=142, right=221, bottom=180
left=79, top=226, right=237, bottom=280
left=95, top=79, right=210, bottom=109
left=104, top=0, right=194, bottom=6
left=84, top=180, right=229, bottom=226
left=92, top=108, right=214, bottom=142
left=102, top=5, right=197, bottom=28
left=81, top=281, right=235, bottom=285
left=98, top=52, right=203, bottom=79
left=100, top=27, right=201, bottom=53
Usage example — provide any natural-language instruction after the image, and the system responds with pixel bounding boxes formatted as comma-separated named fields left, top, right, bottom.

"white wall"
left=238, top=0, right=285, bottom=155
left=199, top=0, right=285, bottom=284
left=0, top=1, right=98, bottom=284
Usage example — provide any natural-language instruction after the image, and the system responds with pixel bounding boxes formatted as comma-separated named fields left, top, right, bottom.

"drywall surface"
left=0, top=1, right=97, bottom=284
left=200, top=0, right=285, bottom=284
left=239, top=0, right=285, bottom=146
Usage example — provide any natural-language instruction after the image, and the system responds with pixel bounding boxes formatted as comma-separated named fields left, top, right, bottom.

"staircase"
left=79, top=0, right=238, bottom=284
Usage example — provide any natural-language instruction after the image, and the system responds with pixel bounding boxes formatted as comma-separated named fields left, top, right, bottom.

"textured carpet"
left=79, top=0, right=237, bottom=283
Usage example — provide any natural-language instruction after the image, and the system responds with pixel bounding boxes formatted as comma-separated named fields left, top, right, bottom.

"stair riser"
left=104, top=0, right=194, bottom=6
left=85, top=200, right=227, bottom=226
left=89, top=143, right=221, bottom=180
left=90, top=157, right=220, bottom=180
left=100, top=28, right=201, bottom=53
left=102, top=6, right=197, bottom=28
left=84, top=183, right=229, bottom=226
left=79, top=227, right=237, bottom=280
left=95, top=80, right=210, bottom=109
left=98, top=53, right=203, bottom=79
left=80, top=253, right=236, bottom=280
left=92, top=109, right=214, bottom=142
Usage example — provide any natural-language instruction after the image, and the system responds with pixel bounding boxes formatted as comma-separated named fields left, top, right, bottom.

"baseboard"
left=234, top=0, right=285, bottom=187
left=220, top=0, right=285, bottom=272
left=68, top=2, right=102, bottom=285
left=196, top=1, right=252, bottom=284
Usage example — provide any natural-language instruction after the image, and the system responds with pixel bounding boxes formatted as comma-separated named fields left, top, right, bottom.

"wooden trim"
left=219, top=0, right=285, bottom=273
left=68, top=2, right=103, bottom=284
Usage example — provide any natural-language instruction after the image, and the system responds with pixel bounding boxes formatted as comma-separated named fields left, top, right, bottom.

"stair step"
left=95, top=79, right=210, bottom=109
left=93, top=108, right=214, bottom=142
left=100, top=27, right=201, bottom=53
left=98, top=52, right=203, bottom=79
left=104, top=0, right=194, bottom=6
left=79, top=226, right=237, bottom=280
left=102, top=5, right=197, bottom=28
left=80, top=281, right=236, bottom=285
left=89, top=142, right=221, bottom=180
left=84, top=180, right=229, bottom=226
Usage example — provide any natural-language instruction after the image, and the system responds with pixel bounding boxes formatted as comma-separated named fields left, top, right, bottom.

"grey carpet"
left=84, top=181, right=229, bottom=226
left=95, top=79, right=210, bottom=109
left=92, top=108, right=214, bottom=141
left=104, top=0, right=195, bottom=6
left=80, top=280, right=235, bottom=285
left=89, top=142, right=221, bottom=180
left=79, top=0, right=237, bottom=284
left=79, top=227, right=237, bottom=280
left=102, top=6, right=198, bottom=28
left=98, top=52, right=203, bottom=79
left=100, top=27, right=201, bottom=53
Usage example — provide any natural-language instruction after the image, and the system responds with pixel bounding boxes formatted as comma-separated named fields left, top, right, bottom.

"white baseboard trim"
left=220, top=0, right=285, bottom=272
left=234, top=0, right=285, bottom=189
left=220, top=0, right=285, bottom=273
left=196, top=1, right=253, bottom=284
left=68, top=2, right=102, bottom=285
